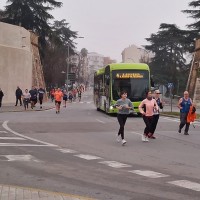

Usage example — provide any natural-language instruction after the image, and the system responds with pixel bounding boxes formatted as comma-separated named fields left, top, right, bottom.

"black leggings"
left=152, top=114, right=160, bottom=134
left=117, top=114, right=128, bottom=139
left=143, top=116, right=153, bottom=135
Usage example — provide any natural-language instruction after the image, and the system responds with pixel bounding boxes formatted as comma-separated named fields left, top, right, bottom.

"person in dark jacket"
left=0, top=88, right=4, bottom=108
left=29, top=86, right=38, bottom=109
left=38, top=87, right=45, bottom=109
left=15, top=86, right=23, bottom=106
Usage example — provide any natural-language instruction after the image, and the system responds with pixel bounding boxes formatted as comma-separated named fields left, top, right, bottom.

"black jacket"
left=16, top=88, right=22, bottom=97
left=0, top=91, right=4, bottom=99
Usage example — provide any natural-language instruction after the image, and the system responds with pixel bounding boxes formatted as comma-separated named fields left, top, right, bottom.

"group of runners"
left=50, top=86, right=84, bottom=114
left=116, top=90, right=196, bottom=145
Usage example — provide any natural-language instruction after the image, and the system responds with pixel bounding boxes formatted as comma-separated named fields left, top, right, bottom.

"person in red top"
left=54, top=88, right=63, bottom=114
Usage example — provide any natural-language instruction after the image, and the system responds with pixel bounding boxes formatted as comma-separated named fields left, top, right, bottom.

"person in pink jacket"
left=139, top=91, right=158, bottom=142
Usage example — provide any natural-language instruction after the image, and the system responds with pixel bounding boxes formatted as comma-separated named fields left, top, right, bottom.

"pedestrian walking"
left=50, top=88, right=55, bottom=102
left=68, top=92, right=73, bottom=103
left=0, top=88, right=4, bottom=108
left=115, top=90, right=133, bottom=145
left=63, top=89, right=68, bottom=107
left=151, top=90, right=163, bottom=139
left=22, top=89, right=31, bottom=110
left=29, top=86, right=38, bottom=109
left=38, top=87, right=45, bottom=109
left=78, top=90, right=82, bottom=102
left=139, top=91, right=158, bottom=142
left=15, top=86, right=23, bottom=106
left=178, top=91, right=193, bottom=135
left=54, top=88, right=63, bottom=114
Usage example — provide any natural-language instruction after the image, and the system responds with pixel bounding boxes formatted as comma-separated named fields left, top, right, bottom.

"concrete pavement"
left=0, top=184, right=96, bottom=200
left=0, top=101, right=54, bottom=113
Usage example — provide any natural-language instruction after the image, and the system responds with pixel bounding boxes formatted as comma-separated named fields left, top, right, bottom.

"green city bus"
left=94, top=63, right=151, bottom=114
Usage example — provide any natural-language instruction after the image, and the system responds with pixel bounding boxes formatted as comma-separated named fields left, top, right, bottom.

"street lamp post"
left=66, top=36, right=84, bottom=93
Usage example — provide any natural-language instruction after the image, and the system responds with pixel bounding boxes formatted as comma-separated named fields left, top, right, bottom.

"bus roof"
left=95, top=63, right=149, bottom=75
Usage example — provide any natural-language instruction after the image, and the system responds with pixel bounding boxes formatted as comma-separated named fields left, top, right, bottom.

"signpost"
left=168, top=83, right=174, bottom=112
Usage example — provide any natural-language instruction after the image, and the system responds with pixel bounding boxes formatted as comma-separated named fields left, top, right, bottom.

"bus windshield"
left=112, top=70, right=149, bottom=102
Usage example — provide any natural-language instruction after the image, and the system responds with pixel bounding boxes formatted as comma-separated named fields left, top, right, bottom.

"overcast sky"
left=0, top=0, right=193, bottom=61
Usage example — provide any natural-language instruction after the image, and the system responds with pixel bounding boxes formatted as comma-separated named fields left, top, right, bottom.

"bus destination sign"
left=116, top=73, right=144, bottom=79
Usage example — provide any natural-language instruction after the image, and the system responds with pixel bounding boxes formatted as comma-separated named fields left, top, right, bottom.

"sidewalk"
left=0, top=101, right=54, bottom=113
left=0, top=184, right=96, bottom=200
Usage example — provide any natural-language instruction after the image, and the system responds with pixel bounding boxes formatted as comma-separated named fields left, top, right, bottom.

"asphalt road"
left=0, top=89, right=200, bottom=200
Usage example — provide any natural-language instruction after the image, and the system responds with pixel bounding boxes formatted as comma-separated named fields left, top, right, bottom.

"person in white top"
left=22, top=89, right=31, bottom=110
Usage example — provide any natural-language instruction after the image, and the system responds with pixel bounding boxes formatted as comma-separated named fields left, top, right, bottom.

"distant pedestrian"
left=68, top=92, right=73, bottom=103
left=139, top=91, right=158, bottom=142
left=0, top=88, right=4, bottom=108
left=78, top=90, right=82, bottom=102
left=115, top=90, right=133, bottom=146
left=178, top=91, right=192, bottom=135
left=54, top=88, right=63, bottom=114
left=50, top=88, right=55, bottom=102
left=29, top=86, right=38, bottom=109
left=151, top=90, right=163, bottom=139
left=22, top=89, right=31, bottom=110
left=63, top=89, right=68, bottom=107
left=38, top=87, right=45, bottom=109
left=15, top=86, right=23, bottom=106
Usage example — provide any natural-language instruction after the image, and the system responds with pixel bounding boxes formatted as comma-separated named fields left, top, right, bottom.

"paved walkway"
left=0, top=101, right=54, bottom=113
left=0, top=185, right=96, bottom=200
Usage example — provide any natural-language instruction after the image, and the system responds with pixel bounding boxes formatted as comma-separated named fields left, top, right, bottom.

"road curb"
left=0, top=107, right=54, bottom=113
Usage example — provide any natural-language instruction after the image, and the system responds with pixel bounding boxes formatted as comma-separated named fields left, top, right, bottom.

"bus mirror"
left=106, top=79, right=110, bottom=85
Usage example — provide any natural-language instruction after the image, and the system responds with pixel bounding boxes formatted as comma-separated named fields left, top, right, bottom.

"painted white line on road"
left=132, top=131, right=142, bottom=136
left=86, top=102, right=92, bottom=104
left=0, top=137, right=26, bottom=140
left=74, top=154, right=102, bottom=160
left=99, top=161, right=132, bottom=168
left=0, top=155, right=39, bottom=162
left=95, top=119, right=106, bottom=124
left=168, top=180, right=200, bottom=192
left=129, top=170, right=169, bottom=178
left=57, top=148, right=77, bottom=154
left=161, top=116, right=200, bottom=127
left=0, top=131, right=7, bottom=133
left=0, top=143, right=56, bottom=147
left=2, top=121, right=57, bottom=147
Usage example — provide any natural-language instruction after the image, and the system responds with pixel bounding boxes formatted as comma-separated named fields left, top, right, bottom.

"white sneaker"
left=142, top=134, right=146, bottom=142
left=116, top=134, right=121, bottom=143
left=122, top=139, right=127, bottom=145
left=145, top=136, right=149, bottom=142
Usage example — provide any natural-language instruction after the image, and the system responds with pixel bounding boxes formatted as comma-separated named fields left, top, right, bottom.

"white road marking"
left=168, top=180, right=200, bottom=192
left=87, top=102, right=92, bottom=104
left=74, top=154, right=102, bottom=160
left=99, top=161, right=132, bottom=168
left=129, top=170, right=169, bottom=178
left=0, top=131, right=7, bottom=133
left=57, top=148, right=77, bottom=154
left=0, top=143, right=55, bottom=147
left=132, top=131, right=142, bottom=136
left=2, top=121, right=57, bottom=147
left=0, top=137, right=26, bottom=140
left=95, top=119, right=106, bottom=124
left=0, top=155, right=39, bottom=162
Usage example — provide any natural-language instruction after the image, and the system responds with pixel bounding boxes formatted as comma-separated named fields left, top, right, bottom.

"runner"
left=22, top=89, right=31, bottom=110
left=29, top=86, right=38, bottom=109
left=115, top=90, right=133, bottom=146
left=151, top=89, right=163, bottom=139
left=38, top=87, right=45, bottom=109
left=177, top=91, right=193, bottom=135
left=139, top=91, right=158, bottom=142
left=63, top=89, right=68, bottom=107
left=54, top=88, right=63, bottom=114
left=50, top=88, right=55, bottom=102
left=0, top=88, right=4, bottom=108
left=78, top=90, right=82, bottom=102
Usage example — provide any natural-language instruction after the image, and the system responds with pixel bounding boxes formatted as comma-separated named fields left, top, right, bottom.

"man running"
left=38, top=87, right=45, bottom=109
left=54, top=88, right=63, bottom=114
left=178, top=91, right=193, bottom=135
left=29, top=86, right=37, bottom=109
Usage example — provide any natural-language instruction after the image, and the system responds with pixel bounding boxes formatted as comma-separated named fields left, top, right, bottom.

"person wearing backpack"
left=177, top=91, right=193, bottom=135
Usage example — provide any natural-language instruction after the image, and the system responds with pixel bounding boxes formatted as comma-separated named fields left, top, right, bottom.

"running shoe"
left=116, top=134, right=121, bottom=143
left=122, top=139, right=127, bottom=145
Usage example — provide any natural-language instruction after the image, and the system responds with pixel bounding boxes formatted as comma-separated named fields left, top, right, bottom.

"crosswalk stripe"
left=99, top=161, right=132, bottom=168
left=129, top=170, right=169, bottom=178
left=56, top=148, right=77, bottom=153
left=74, top=154, right=102, bottom=160
left=168, top=180, right=200, bottom=191
left=0, top=155, right=39, bottom=162
left=0, top=143, right=55, bottom=147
